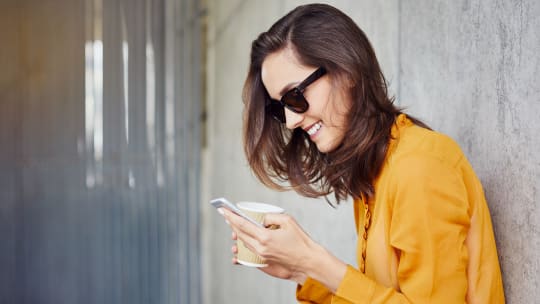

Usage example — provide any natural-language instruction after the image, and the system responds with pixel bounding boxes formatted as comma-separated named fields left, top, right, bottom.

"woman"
left=220, top=4, right=505, bottom=303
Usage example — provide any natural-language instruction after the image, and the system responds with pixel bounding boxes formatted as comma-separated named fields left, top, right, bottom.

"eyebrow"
left=278, top=81, right=300, bottom=97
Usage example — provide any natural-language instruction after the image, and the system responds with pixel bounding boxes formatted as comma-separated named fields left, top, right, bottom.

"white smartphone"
left=210, top=197, right=264, bottom=228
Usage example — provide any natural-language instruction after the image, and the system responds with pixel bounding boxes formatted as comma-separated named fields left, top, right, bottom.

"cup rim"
left=236, top=202, right=284, bottom=213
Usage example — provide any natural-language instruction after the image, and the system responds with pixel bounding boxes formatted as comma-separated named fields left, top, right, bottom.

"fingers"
left=231, top=243, right=238, bottom=265
left=222, top=209, right=303, bottom=260
left=221, top=208, right=265, bottom=257
left=222, top=208, right=263, bottom=239
left=263, top=212, right=295, bottom=228
left=235, top=228, right=265, bottom=255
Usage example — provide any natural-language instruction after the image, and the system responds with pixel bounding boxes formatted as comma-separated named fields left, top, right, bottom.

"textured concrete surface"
left=202, top=0, right=540, bottom=303
left=398, top=1, right=540, bottom=302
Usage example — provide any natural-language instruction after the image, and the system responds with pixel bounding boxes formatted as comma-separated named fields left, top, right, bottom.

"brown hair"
left=242, top=4, right=427, bottom=203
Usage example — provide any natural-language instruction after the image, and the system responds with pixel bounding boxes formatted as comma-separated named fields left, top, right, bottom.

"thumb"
left=263, top=213, right=292, bottom=229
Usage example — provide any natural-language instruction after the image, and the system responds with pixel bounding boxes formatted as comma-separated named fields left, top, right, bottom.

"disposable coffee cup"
left=236, top=202, right=285, bottom=267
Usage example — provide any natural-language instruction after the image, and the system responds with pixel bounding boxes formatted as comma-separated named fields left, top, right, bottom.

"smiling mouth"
left=306, top=121, right=322, bottom=136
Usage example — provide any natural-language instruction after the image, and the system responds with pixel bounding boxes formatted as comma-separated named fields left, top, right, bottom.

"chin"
left=315, top=134, right=344, bottom=153
left=316, top=141, right=339, bottom=153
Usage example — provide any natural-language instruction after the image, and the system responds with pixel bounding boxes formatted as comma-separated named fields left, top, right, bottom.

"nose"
left=284, top=108, right=304, bottom=130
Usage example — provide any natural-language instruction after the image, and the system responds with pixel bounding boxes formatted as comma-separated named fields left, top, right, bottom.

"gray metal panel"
left=0, top=0, right=202, bottom=303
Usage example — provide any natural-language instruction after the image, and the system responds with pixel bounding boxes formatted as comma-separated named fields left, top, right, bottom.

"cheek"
left=332, top=90, right=352, bottom=124
left=306, top=82, right=333, bottom=115
left=323, top=94, right=350, bottom=128
left=305, top=79, right=350, bottom=127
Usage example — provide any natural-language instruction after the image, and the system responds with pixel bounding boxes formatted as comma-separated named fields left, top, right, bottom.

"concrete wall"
left=202, top=0, right=540, bottom=303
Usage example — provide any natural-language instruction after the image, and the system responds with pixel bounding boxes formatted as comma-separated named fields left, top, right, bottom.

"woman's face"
left=261, top=48, right=350, bottom=153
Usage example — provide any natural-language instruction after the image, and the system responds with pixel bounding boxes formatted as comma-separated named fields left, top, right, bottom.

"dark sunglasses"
left=265, top=67, right=327, bottom=123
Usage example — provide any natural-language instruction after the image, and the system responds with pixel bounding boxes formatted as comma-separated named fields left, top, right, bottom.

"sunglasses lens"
left=282, top=89, right=309, bottom=112
left=265, top=102, right=285, bottom=123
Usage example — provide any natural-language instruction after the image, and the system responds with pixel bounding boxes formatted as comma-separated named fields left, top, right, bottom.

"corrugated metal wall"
left=0, top=0, right=202, bottom=303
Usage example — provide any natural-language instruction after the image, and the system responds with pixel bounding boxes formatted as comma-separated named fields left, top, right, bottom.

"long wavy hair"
left=242, top=4, right=427, bottom=203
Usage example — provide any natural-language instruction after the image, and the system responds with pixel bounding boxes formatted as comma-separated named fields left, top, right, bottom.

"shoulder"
left=384, top=126, right=471, bottom=219
left=382, top=125, right=471, bottom=201
left=389, top=125, right=465, bottom=176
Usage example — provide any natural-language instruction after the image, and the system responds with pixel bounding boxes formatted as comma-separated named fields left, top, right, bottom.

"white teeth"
left=307, top=122, right=322, bottom=136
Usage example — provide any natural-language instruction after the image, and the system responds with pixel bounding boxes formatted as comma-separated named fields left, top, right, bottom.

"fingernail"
left=217, top=208, right=224, bottom=215
left=225, top=220, right=230, bottom=225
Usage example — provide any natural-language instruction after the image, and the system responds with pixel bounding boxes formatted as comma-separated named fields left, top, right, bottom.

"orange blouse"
left=296, top=115, right=505, bottom=303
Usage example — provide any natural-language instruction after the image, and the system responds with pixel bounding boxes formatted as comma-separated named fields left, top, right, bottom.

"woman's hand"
left=221, top=208, right=348, bottom=291
left=230, top=231, right=307, bottom=284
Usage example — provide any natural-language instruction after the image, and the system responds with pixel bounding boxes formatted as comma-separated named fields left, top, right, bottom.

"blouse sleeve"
left=296, top=277, right=333, bottom=303
left=297, top=153, right=471, bottom=303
